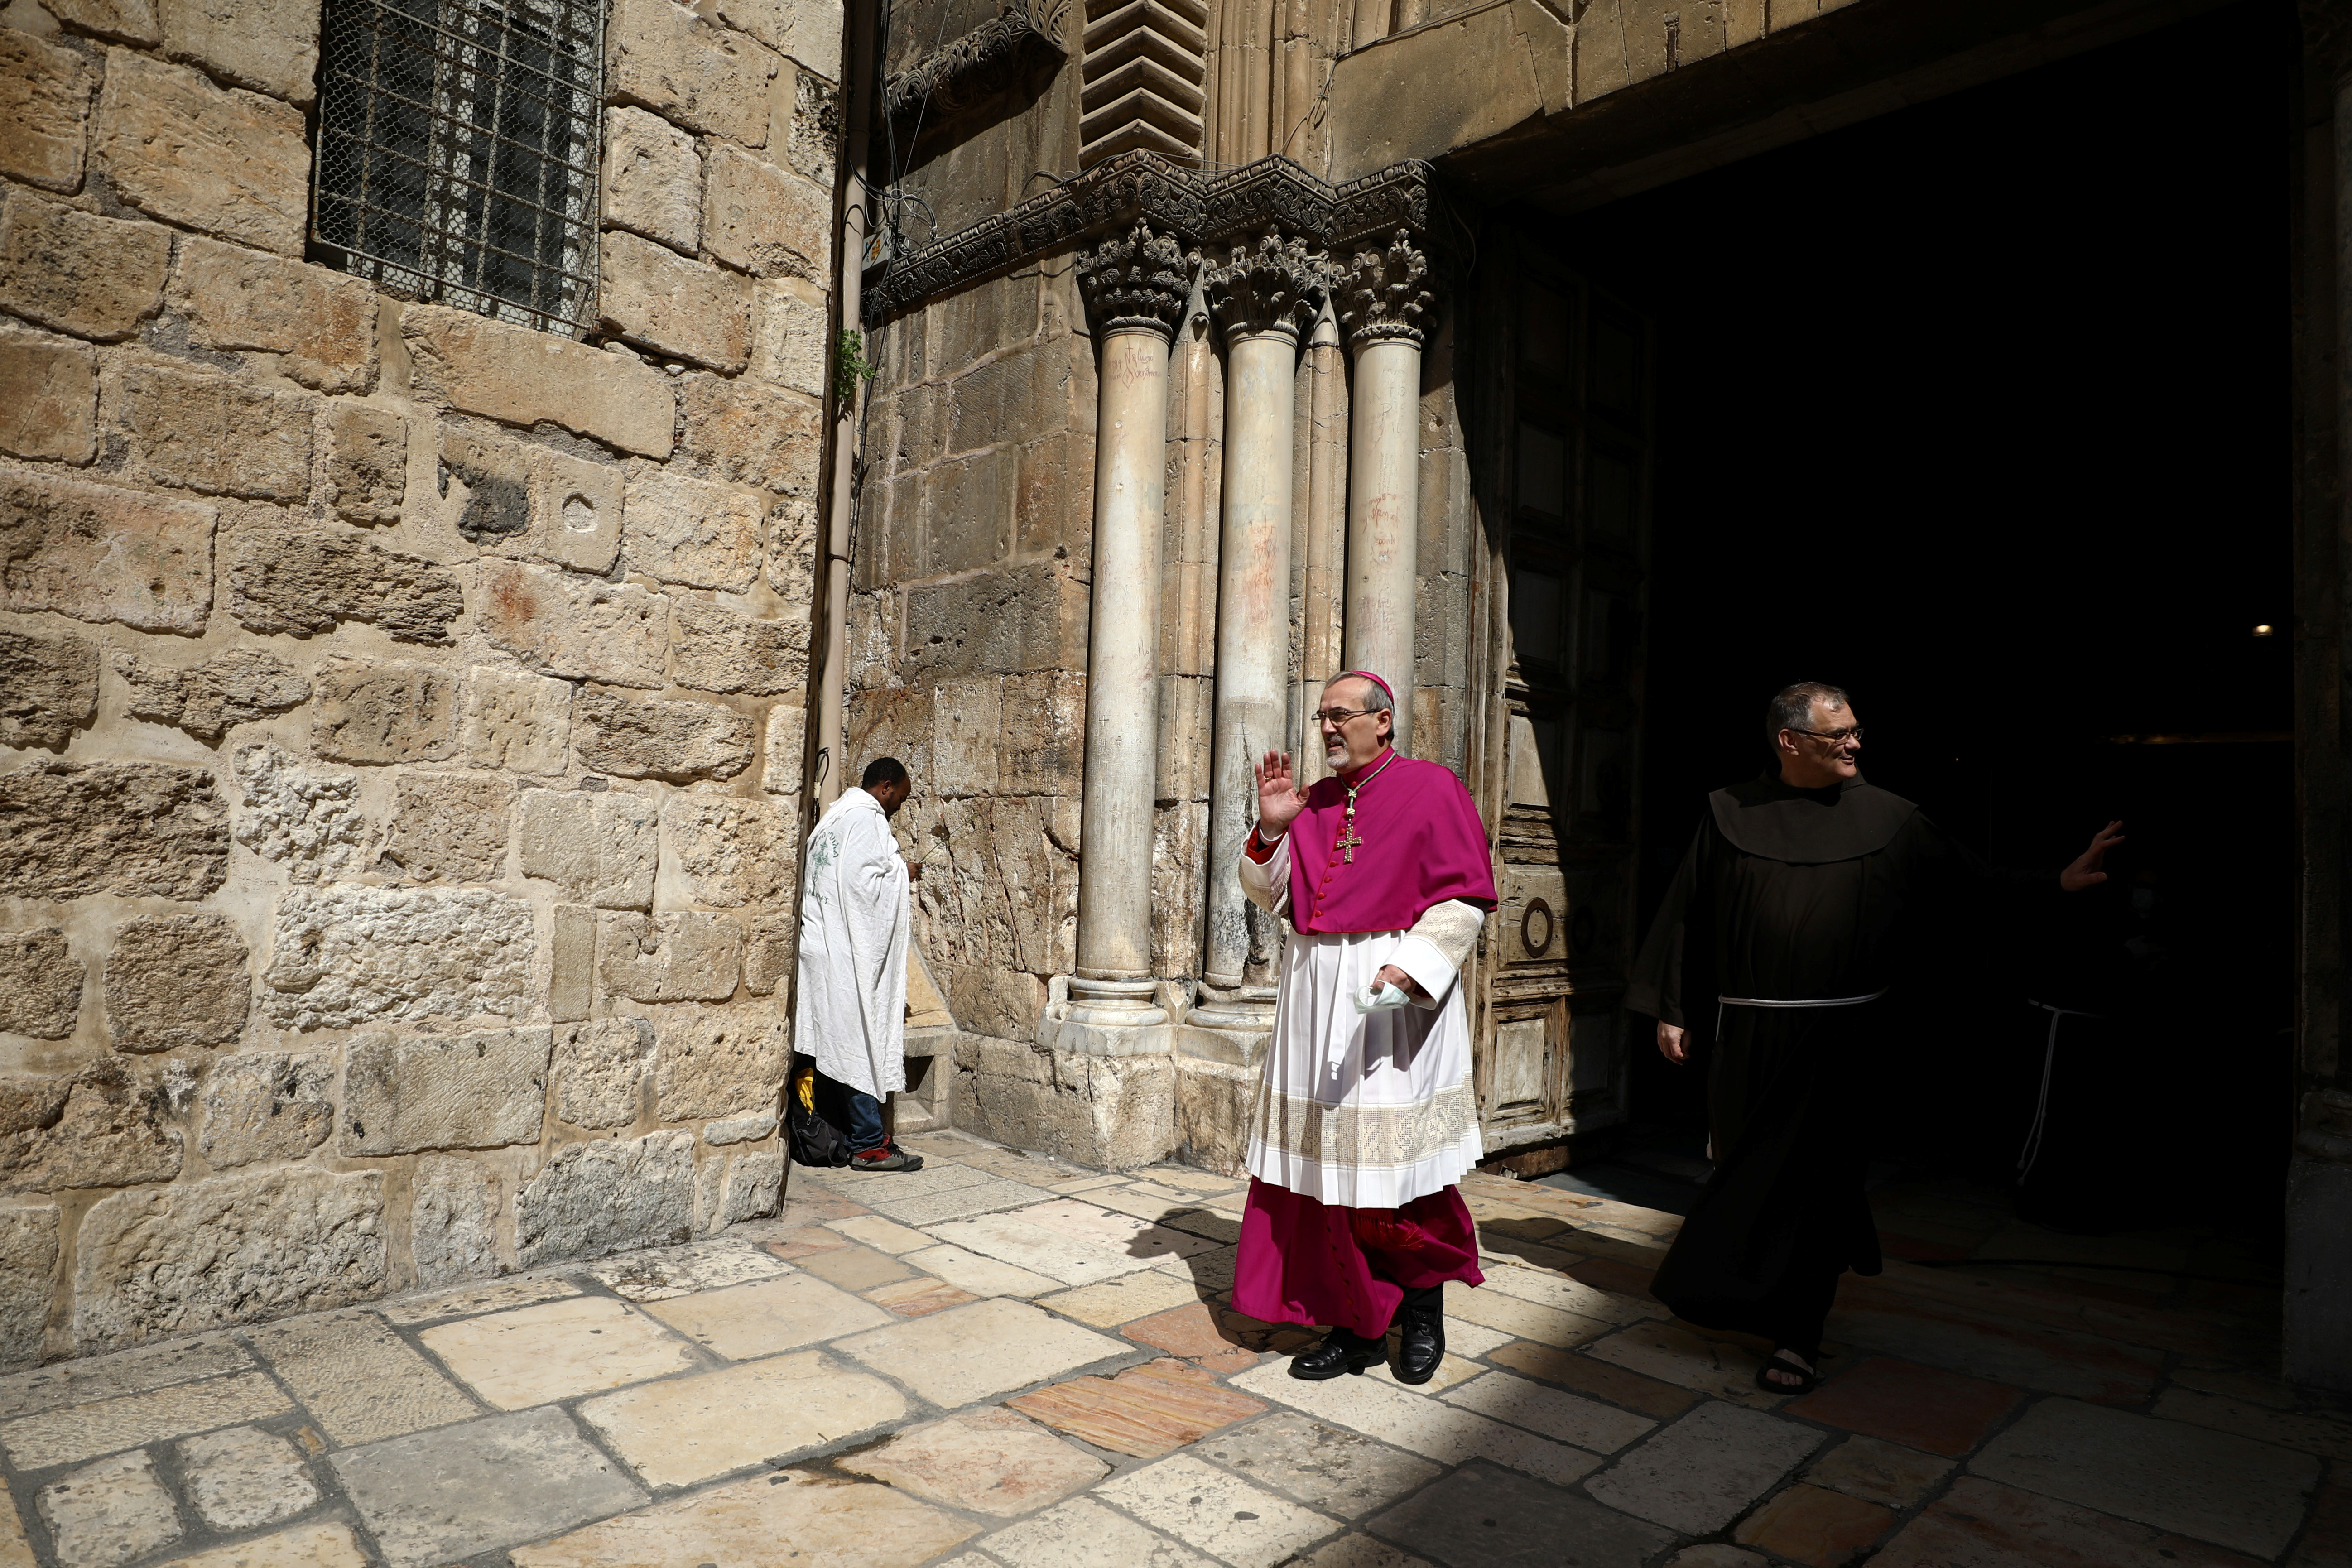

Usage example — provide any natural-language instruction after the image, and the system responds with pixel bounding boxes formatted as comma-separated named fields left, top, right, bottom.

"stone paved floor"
left=2, top=1131, right=2344, bottom=1568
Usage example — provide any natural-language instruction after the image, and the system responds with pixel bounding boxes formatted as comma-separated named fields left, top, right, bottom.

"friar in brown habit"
left=1626, top=682, right=2122, bottom=1392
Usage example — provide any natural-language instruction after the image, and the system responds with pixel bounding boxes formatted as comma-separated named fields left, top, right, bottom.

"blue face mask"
left=1353, top=982, right=1409, bottom=1015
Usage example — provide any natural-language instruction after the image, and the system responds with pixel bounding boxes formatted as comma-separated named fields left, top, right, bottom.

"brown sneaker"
left=850, top=1144, right=924, bottom=1173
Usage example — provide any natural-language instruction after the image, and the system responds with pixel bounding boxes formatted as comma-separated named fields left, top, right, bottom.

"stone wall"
left=0, top=0, right=840, bottom=1369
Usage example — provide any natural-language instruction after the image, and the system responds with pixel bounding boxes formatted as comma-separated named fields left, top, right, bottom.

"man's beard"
left=1324, top=741, right=1348, bottom=768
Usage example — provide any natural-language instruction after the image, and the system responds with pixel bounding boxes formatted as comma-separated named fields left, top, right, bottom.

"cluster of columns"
left=1062, top=218, right=1435, bottom=1035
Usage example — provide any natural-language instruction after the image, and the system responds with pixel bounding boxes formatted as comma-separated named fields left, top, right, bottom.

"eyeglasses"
left=1788, top=725, right=1864, bottom=745
left=1313, top=707, right=1377, bottom=726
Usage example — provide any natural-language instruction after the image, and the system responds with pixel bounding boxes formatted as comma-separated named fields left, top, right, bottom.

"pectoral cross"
left=1335, top=821, right=1363, bottom=863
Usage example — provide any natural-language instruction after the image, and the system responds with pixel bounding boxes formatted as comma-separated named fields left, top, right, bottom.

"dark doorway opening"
left=1541, top=0, right=2295, bottom=1236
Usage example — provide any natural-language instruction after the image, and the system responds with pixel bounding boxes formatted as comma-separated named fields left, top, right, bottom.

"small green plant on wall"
left=835, top=327, right=875, bottom=410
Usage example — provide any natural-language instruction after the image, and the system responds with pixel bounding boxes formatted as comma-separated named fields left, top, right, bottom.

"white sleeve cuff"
left=1237, top=835, right=1291, bottom=917
left=1387, top=934, right=1457, bottom=1009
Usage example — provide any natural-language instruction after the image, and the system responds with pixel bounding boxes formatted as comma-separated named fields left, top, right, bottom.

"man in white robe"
left=796, top=757, right=922, bottom=1171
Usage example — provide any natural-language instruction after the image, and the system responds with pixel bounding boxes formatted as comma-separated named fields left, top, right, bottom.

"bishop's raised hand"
left=1256, top=749, right=1308, bottom=839
left=2060, top=819, right=2126, bottom=892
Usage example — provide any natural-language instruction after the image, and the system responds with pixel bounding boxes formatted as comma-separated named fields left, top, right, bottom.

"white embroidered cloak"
left=795, top=787, right=910, bottom=1100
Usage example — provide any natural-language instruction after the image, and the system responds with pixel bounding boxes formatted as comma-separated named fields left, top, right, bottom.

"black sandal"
left=1754, top=1349, right=1819, bottom=1395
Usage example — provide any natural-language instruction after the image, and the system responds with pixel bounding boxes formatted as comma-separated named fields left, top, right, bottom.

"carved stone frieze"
left=884, top=0, right=1073, bottom=128
left=1074, top=220, right=1194, bottom=338
left=1205, top=231, right=1327, bottom=343
left=1338, top=230, right=1433, bottom=348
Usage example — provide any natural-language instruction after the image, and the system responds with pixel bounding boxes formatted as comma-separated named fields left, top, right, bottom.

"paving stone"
left=1200, top=1411, right=1441, bottom=1518
left=1478, top=1263, right=1657, bottom=1326
left=154, top=1522, right=370, bottom=1567
left=1583, top=1401, right=1825, bottom=1534
left=1120, top=1300, right=1263, bottom=1373
left=37, top=1450, right=181, bottom=1568
left=1434, top=1317, right=1515, bottom=1357
left=1295, top=1538, right=1439, bottom=1568
left=378, top=1273, right=582, bottom=1327
left=1096, top=1451, right=1337, bottom=1568
left=1871, top=1475, right=2269, bottom=1568
left=827, top=1214, right=935, bottom=1254
left=976, top=1494, right=1218, bottom=1568
left=762, top=1224, right=852, bottom=1259
left=1447, top=1287, right=1616, bottom=1349
left=1157, top=1244, right=1241, bottom=1293
left=245, top=1310, right=476, bottom=1447
left=1662, top=1549, right=1770, bottom=1568
left=862, top=1175, right=1066, bottom=1227
left=1368, top=1458, right=1677, bottom=1568
left=902, top=1242, right=1063, bottom=1299
left=512, top=1468, right=976, bottom=1568
left=330, top=1407, right=647, bottom=1568
left=1038, top=1270, right=1212, bottom=1327
left=421, top=1295, right=699, bottom=1409
left=1584, top=1320, right=1783, bottom=1407
left=1230, top=1361, right=1598, bottom=1487
left=176, top=1424, right=318, bottom=1531
left=1970, top=1395, right=2319, bottom=1557
left=587, top=1238, right=793, bottom=1302
left=0, top=1332, right=246, bottom=1423
left=866, top=1277, right=980, bottom=1316
left=1804, top=1433, right=1955, bottom=1507
left=1440, top=1369, right=1657, bottom=1453
left=796, top=1241, right=918, bottom=1291
left=580, top=1349, right=905, bottom=1489
left=838, top=1297, right=1131, bottom=1409
left=1824, top=1293, right=2162, bottom=1404
left=2152, top=1387, right=2352, bottom=1462
left=1785, top=1354, right=2022, bottom=1456
left=643, top=1270, right=893, bottom=1358
left=839, top=1404, right=1107, bottom=1516
left=922, top=1212, right=1167, bottom=1287
left=0, top=1484, right=27, bottom=1568
left=1017, top=1198, right=1223, bottom=1263
left=1732, top=1482, right=1895, bottom=1567
left=1006, top=1358, right=1263, bottom=1459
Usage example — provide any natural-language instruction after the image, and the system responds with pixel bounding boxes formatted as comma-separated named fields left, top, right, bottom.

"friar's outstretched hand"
left=1256, top=750, right=1308, bottom=839
left=2060, top=820, right=2126, bottom=892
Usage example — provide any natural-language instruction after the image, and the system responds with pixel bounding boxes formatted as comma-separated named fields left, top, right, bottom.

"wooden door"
left=1475, top=244, right=1654, bottom=1163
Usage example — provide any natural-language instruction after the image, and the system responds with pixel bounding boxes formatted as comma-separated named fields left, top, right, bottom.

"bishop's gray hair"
left=1767, top=682, right=1850, bottom=748
left=1324, top=673, right=1393, bottom=715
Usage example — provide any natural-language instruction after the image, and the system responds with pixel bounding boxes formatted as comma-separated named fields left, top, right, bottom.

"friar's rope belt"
left=2017, top=999, right=2105, bottom=1179
left=1713, top=987, right=1890, bottom=1039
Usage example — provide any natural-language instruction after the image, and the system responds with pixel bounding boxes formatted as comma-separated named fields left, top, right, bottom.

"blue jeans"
left=842, top=1086, right=885, bottom=1153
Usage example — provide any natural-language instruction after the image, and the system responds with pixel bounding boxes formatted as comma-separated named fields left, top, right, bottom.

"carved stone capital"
left=1205, top=231, right=1327, bottom=344
left=1075, top=220, right=1193, bottom=338
left=1339, top=230, right=1434, bottom=349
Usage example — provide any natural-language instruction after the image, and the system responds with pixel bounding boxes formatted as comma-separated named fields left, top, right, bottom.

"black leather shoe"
left=1289, top=1328, right=1380, bottom=1380
left=1393, top=1300, right=1445, bottom=1385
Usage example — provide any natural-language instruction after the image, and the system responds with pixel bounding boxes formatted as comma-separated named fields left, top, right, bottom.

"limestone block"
left=573, top=689, right=755, bottom=781
left=670, top=597, right=809, bottom=695
left=0, top=1206, right=58, bottom=1371
left=195, top=1051, right=333, bottom=1169
left=954, top=1041, right=1174, bottom=1171
left=402, top=303, right=676, bottom=458
left=703, top=146, right=828, bottom=280
left=312, top=660, right=459, bottom=764
left=324, top=402, right=407, bottom=524
left=177, top=1425, right=320, bottom=1532
left=231, top=742, right=369, bottom=885
left=170, top=237, right=376, bottom=392
left=0, top=466, right=214, bottom=633
left=412, top=1152, right=500, bottom=1286
left=1000, top=670, right=1087, bottom=795
left=0, top=28, right=94, bottom=192
left=0, top=1076, right=67, bottom=1135
left=517, top=789, right=657, bottom=909
left=704, top=1110, right=776, bottom=1145
left=72, top=1166, right=387, bottom=1350
left=789, top=72, right=841, bottom=183
left=377, top=773, right=513, bottom=884
left=600, top=912, right=742, bottom=1002
left=765, top=489, right=819, bottom=601
left=515, top=1128, right=694, bottom=1265
left=38, top=1450, right=183, bottom=1566
left=922, top=795, right=1078, bottom=976
left=553, top=1017, right=653, bottom=1129
left=262, top=885, right=534, bottom=1031
left=750, top=282, right=827, bottom=394
left=95, top=50, right=307, bottom=255
left=160, top=0, right=319, bottom=104
left=43, top=0, right=159, bottom=43
left=0, top=1058, right=181, bottom=1195
left=598, top=230, right=752, bottom=372
left=0, top=928, right=81, bottom=1039
left=602, top=105, right=700, bottom=252
left=0, top=192, right=170, bottom=339
left=226, top=527, right=463, bottom=644
left=341, top=1026, right=553, bottom=1154
left=610, top=0, right=780, bottom=144
left=695, top=1145, right=783, bottom=1232
left=434, top=425, right=532, bottom=548
left=0, top=762, right=228, bottom=899
left=126, top=361, right=315, bottom=501
left=847, top=590, right=900, bottom=688
left=462, top=667, right=574, bottom=774
left=116, top=648, right=309, bottom=741
left=932, top=677, right=1000, bottom=798
left=478, top=559, right=668, bottom=688
left=656, top=1011, right=784, bottom=1121
left=742, top=914, right=793, bottom=996
left=847, top=684, right=933, bottom=783
left=551, top=904, right=595, bottom=1024
left=904, top=562, right=1090, bottom=679
left=106, top=910, right=250, bottom=1052
left=663, top=793, right=797, bottom=908
left=679, top=374, right=824, bottom=493
left=0, top=626, right=98, bottom=749
left=621, top=461, right=762, bottom=591
left=715, top=0, right=842, bottom=78
left=941, top=960, right=1047, bottom=1042
left=0, top=321, right=97, bottom=462
left=760, top=704, right=806, bottom=798
left=529, top=447, right=625, bottom=574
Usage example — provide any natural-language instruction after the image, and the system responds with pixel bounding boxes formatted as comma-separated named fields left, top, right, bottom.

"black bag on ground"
left=787, top=1058, right=851, bottom=1167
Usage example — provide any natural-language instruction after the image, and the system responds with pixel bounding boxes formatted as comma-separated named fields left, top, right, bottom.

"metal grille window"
left=313, top=0, right=604, bottom=335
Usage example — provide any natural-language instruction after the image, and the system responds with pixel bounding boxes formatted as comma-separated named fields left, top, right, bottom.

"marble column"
left=1338, top=231, right=1433, bottom=752
left=1194, top=232, right=1325, bottom=1028
left=1065, top=221, right=1191, bottom=1028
